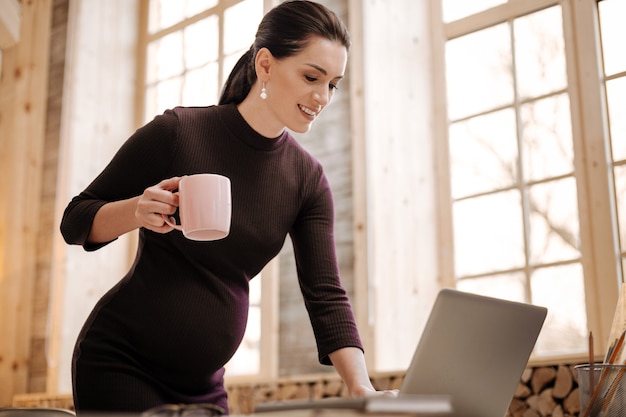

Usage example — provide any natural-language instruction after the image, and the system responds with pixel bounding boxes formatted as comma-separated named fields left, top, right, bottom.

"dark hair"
left=218, top=0, right=350, bottom=105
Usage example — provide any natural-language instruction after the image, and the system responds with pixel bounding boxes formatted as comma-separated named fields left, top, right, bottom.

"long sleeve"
left=60, top=111, right=180, bottom=250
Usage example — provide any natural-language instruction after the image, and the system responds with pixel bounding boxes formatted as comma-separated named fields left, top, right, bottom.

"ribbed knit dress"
left=60, top=104, right=363, bottom=414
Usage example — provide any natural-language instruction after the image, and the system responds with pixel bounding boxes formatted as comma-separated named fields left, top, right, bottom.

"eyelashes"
left=305, top=75, right=339, bottom=91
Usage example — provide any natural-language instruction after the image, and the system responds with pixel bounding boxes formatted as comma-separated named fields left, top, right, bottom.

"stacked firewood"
left=12, top=365, right=586, bottom=416
left=507, top=365, right=583, bottom=417
left=226, top=365, right=586, bottom=416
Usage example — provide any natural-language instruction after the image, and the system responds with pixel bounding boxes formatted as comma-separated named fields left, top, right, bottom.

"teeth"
left=299, top=105, right=317, bottom=116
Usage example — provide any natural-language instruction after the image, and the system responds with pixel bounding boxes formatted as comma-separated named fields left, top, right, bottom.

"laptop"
left=255, top=288, right=547, bottom=417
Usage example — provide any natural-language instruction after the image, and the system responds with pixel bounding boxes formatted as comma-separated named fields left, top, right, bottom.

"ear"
left=255, top=47, right=273, bottom=82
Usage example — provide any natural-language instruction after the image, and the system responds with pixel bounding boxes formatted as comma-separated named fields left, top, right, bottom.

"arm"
left=88, top=196, right=142, bottom=243
left=328, top=347, right=376, bottom=397
left=87, top=177, right=182, bottom=244
left=330, top=347, right=399, bottom=398
left=61, top=110, right=182, bottom=248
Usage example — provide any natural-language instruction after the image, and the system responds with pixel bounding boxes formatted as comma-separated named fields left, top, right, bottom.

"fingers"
left=158, top=176, right=183, bottom=192
left=382, top=389, right=399, bottom=397
left=136, top=177, right=182, bottom=233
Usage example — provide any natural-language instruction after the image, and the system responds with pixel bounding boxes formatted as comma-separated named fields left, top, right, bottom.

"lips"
left=298, top=104, right=319, bottom=118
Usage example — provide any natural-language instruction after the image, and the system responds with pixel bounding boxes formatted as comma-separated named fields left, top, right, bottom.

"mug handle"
left=162, top=213, right=183, bottom=231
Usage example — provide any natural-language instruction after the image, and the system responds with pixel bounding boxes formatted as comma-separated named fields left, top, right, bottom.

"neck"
left=236, top=95, right=285, bottom=139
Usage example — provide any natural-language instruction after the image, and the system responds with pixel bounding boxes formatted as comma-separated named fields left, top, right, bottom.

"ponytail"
left=219, top=46, right=257, bottom=105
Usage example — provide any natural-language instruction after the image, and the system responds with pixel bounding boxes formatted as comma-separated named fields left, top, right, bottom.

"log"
left=563, top=387, right=581, bottom=415
left=514, top=381, right=532, bottom=399
left=228, top=385, right=255, bottom=415
left=531, top=366, right=556, bottom=393
left=323, top=379, right=344, bottom=397
left=537, top=388, right=557, bottom=416
left=371, top=376, right=392, bottom=390
left=389, top=376, right=404, bottom=390
left=552, top=404, right=564, bottom=417
left=252, top=382, right=279, bottom=403
left=280, top=382, right=309, bottom=400
left=521, top=368, right=533, bottom=384
left=311, top=380, right=325, bottom=399
left=522, top=408, right=541, bottom=417
left=508, top=397, right=528, bottom=417
left=553, top=365, right=573, bottom=399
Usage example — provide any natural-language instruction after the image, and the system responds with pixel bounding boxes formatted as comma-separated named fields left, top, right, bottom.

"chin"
left=289, top=124, right=313, bottom=134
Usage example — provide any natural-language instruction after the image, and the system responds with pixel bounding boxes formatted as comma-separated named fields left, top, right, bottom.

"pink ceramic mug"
left=162, top=174, right=231, bottom=241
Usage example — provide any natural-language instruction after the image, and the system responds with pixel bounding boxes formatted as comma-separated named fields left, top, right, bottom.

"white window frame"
left=433, top=0, right=623, bottom=361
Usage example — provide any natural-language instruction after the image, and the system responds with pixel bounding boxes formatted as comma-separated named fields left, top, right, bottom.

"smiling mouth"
left=298, top=104, right=319, bottom=117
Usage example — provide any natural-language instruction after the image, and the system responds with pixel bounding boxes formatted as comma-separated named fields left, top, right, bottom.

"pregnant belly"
left=87, top=271, right=249, bottom=392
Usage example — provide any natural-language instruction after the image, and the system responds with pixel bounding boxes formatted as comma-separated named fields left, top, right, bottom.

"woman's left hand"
left=350, top=385, right=399, bottom=398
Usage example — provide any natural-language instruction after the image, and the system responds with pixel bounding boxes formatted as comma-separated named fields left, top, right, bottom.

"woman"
left=61, top=0, right=379, bottom=414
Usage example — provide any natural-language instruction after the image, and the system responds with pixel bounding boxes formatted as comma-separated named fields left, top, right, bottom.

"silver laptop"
left=255, top=288, right=547, bottom=417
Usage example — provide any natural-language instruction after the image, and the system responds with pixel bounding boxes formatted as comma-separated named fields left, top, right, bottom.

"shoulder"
left=171, top=104, right=223, bottom=122
left=285, top=134, right=325, bottom=176
left=280, top=136, right=331, bottom=201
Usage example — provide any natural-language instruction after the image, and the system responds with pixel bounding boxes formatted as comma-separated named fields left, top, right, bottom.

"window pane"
left=446, top=24, right=513, bottom=120
left=521, top=94, right=574, bottom=182
left=147, top=32, right=184, bottom=84
left=182, top=64, right=219, bottom=106
left=514, top=6, right=567, bottom=100
left=456, top=272, right=527, bottom=303
left=616, top=165, right=626, bottom=254
left=184, top=17, right=219, bottom=69
left=531, top=264, right=587, bottom=355
left=226, top=305, right=260, bottom=375
left=606, top=77, right=626, bottom=161
left=442, top=0, right=506, bottom=23
left=149, top=0, right=219, bottom=33
left=449, top=109, right=518, bottom=199
left=223, top=52, right=242, bottom=87
left=144, top=77, right=182, bottom=122
left=157, top=77, right=182, bottom=115
left=598, top=0, right=626, bottom=76
left=226, top=275, right=261, bottom=376
left=224, top=0, right=263, bottom=55
left=185, top=0, right=219, bottom=19
left=149, top=0, right=184, bottom=33
left=144, top=85, right=158, bottom=122
left=454, top=191, right=525, bottom=276
left=528, top=178, right=580, bottom=265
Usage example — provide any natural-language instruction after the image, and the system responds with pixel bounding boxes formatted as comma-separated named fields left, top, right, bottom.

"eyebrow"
left=305, top=63, right=344, bottom=80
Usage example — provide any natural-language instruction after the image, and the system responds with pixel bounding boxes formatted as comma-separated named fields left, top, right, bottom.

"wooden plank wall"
left=358, top=0, right=441, bottom=371
left=47, top=0, right=138, bottom=394
left=0, top=0, right=53, bottom=407
left=33, top=0, right=70, bottom=393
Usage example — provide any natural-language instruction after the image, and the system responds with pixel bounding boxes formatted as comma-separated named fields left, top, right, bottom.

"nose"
left=313, top=86, right=330, bottom=107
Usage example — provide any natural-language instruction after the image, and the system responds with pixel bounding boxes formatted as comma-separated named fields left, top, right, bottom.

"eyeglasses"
left=141, top=403, right=225, bottom=417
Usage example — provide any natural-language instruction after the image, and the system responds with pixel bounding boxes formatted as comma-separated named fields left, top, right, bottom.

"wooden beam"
left=0, top=0, right=20, bottom=49
left=0, top=0, right=52, bottom=406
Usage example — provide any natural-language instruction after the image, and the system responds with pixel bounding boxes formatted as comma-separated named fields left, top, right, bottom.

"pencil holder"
left=576, top=364, right=626, bottom=417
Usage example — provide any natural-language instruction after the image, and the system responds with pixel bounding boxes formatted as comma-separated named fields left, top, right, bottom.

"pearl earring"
left=260, top=83, right=267, bottom=100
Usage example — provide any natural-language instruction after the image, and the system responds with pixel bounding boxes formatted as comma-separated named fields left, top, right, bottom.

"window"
left=142, top=0, right=264, bottom=116
left=440, top=0, right=624, bottom=358
left=138, top=0, right=267, bottom=376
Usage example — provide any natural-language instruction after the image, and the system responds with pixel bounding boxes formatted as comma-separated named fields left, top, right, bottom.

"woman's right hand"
left=135, top=177, right=182, bottom=234
left=87, top=177, right=183, bottom=244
